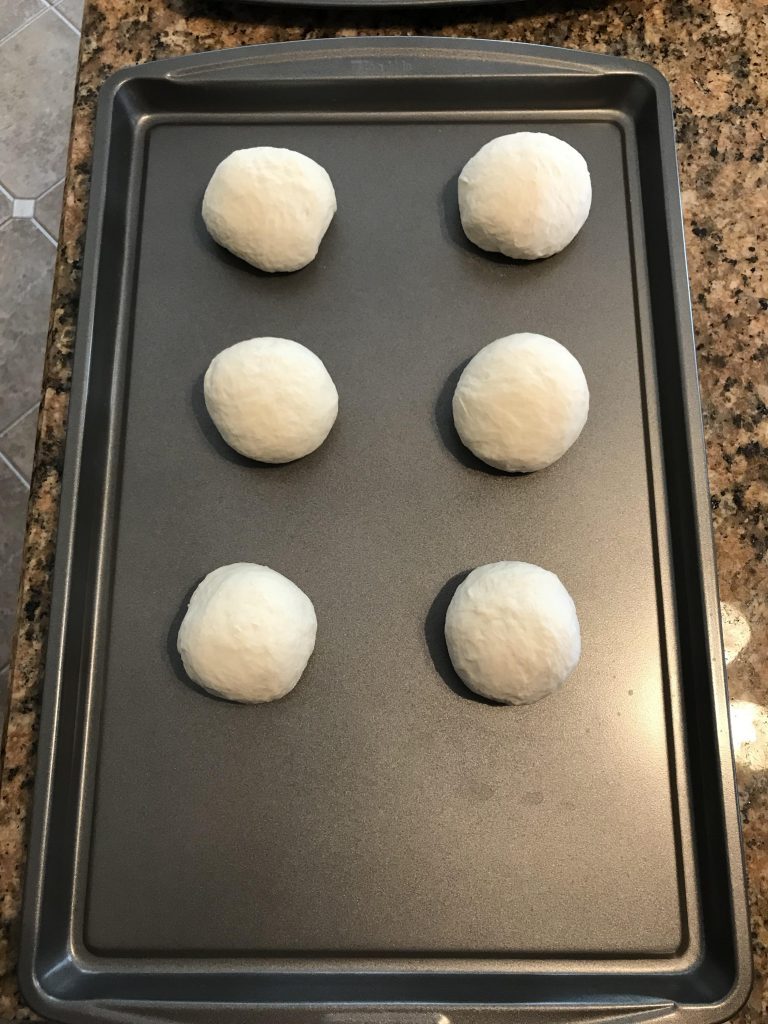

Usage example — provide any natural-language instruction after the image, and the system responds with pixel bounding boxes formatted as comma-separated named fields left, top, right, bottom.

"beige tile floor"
left=0, top=0, right=82, bottom=710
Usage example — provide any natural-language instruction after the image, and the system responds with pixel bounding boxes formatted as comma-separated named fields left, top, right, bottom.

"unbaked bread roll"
left=202, top=147, right=336, bottom=272
left=458, top=132, right=591, bottom=260
left=444, top=561, right=581, bottom=705
left=204, top=337, right=338, bottom=463
left=452, top=333, right=589, bottom=473
left=177, top=563, right=317, bottom=703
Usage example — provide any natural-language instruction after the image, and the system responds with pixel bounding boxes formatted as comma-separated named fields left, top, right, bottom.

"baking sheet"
left=19, top=37, right=750, bottom=1024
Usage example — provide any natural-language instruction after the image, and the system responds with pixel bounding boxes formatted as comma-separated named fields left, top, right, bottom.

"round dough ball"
left=452, top=333, right=589, bottom=473
left=202, top=147, right=336, bottom=273
left=205, top=336, right=338, bottom=463
left=445, top=561, right=581, bottom=705
left=458, top=132, right=591, bottom=260
left=177, top=563, right=317, bottom=703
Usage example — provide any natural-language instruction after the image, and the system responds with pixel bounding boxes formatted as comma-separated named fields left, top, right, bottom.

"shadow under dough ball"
left=177, top=563, right=317, bottom=703
left=444, top=561, right=581, bottom=705
left=452, top=333, right=589, bottom=473
left=202, top=147, right=337, bottom=273
left=458, top=132, right=592, bottom=260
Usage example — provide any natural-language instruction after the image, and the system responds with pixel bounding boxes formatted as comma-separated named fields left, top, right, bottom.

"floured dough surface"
left=202, top=147, right=336, bottom=273
left=177, top=563, right=317, bottom=703
left=445, top=561, right=581, bottom=705
left=452, top=333, right=589, bottom=473
left=458, top=132, right=592, bottom=260
left=204, top=336, right=338, bottom=463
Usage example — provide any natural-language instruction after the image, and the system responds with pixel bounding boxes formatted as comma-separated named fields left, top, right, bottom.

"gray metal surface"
left=18, top=37, right=750, bottom=1024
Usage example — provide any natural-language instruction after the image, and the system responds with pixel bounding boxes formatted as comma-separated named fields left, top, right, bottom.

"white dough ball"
left=452, top=333, right=589, bottom=473
left=458, top=132, right=591, bottom=260
left=204, top=337, right=338, bottom=463
left=445, top=562, right=581, bottom=705
left=177, top=563, right=317, bottom=703
left=202, top=147, right=336, bottom=273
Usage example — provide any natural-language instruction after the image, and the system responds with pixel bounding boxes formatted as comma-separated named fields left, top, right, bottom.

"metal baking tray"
left=19, top=37, right=750, bottom=1024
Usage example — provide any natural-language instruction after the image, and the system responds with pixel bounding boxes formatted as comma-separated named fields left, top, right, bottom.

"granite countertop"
left=0, top=0, right=765, bottom=1018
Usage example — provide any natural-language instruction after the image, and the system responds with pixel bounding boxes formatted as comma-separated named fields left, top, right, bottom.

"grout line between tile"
left=0, top=452, right=31, bottom=490
left=33, top=219, right=58, bottom=247
left=36, top=177, right=66, bottom=202
left=0, top=3, right=50, bottom=46
left=0, top=403, right=39, bottom=441
left=49, top=3, right=81, bottom=34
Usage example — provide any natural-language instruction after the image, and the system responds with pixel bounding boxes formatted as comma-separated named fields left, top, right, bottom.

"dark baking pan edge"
left=207, top=0, right=524, bottom=8
left=18, top=37, right=751, bottom=1024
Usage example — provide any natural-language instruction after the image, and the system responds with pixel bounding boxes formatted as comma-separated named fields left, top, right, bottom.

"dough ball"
left=452, top=333, right=589, bottom=473
left=202, top=147, right=336, bottom=273
left=177, top=563, right=317, bottom=703
left=458, top=132, right=591, bottom=260
left=445, top=561, right=581, bottom=705
left=205, top=336, right=338, bottom=463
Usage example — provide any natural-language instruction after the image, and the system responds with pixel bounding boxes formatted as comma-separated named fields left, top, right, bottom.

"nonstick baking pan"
left=19, top=36, right=750, bottom=1024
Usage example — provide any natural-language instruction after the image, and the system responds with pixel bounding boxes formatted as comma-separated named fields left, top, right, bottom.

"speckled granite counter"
left=0, top=0, right=765, bottom=1019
